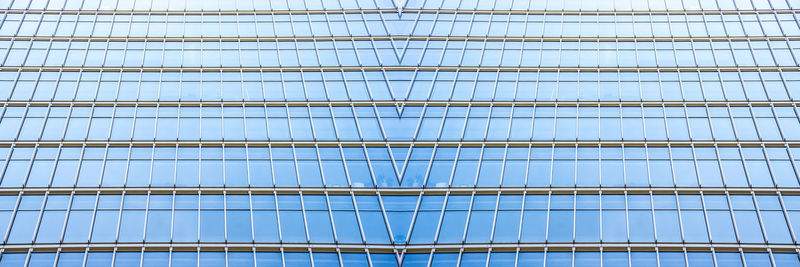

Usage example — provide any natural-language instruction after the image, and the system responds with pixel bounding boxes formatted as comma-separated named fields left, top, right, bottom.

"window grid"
left=3, top=0, right=800, bottom=265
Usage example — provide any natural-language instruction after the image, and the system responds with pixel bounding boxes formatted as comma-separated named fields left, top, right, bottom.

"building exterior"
left=0, top=0, right=799, bottom=266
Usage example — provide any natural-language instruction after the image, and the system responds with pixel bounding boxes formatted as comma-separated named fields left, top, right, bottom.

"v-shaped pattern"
left=378, top=195, right=419, bottom=242
left=346, top=5, right=427, bottom=260
left=379, top=11, right=419, bottom=65
left=393, top=0, right=406, bottom=12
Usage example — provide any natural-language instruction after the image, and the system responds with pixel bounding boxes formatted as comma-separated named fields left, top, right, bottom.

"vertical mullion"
left=767, top=248, right=779, bottom=267
left=400, top=191, right=424, bottom=248
left=139, top=192, right=151, bottom=245
left=514, top=191, right=527, bottom=264
left=68, top=144, right=85, bottom=188
left=56, top=192, right=75, bottom=245
left=757, top=139, right=782, bottom=187
left=222, top=191, right=229, bottom=243
left=322, top=191, right=340, bottom=243
left=775, top=191, right=799, bottom=244
left=648, top=192, right=660, bottom=256
left=335, top=144, right=355, bottom=187
left=346, top=190, right=369, bottom=252
left=248, top=193, right=258, bottom=266
left=542, top=192, right=551, bottom=263
left=599, top=190, right=604, bottom=243
left=689, top=144, right=706, bottom=188
left=84, top=191, right=100, bottom=245
left=373, top=189, right=399, bottom=257
left=113, top=190, right=126, bottom=243
left=623, top=191, right=632, bottom=244
left=267, top=143, right=277, bottom=189
left=427, top=190, right=450, bottom=264
left=698, top=192, right=715, bottom=247
left=545, top=143, right=554, bottom=188
left=785, top=139, right=800, bottom=193
left=458, top=192, right=476, bottom=244
left=27, top=189, right=47, bottom=246
left=0, top=192, right=21, bottom=245
left=673, top=190, right=688, bottom=245
left=750, top=190, right=775, bottom=245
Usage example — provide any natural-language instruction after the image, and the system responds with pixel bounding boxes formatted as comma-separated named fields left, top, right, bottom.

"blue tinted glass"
left=284, top=253, right=312, bottom=266
left=0, top=254, right=26, bottom=267
left=114, top=252, right=142, bottom=267
left=2, top=0, right=797, bottom=261
left=57, top=252, right=86, bottom=267
left=85, top=252, right=113, bottom=267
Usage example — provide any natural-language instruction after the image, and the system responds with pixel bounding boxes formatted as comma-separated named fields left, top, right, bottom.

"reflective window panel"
left=1, top=0, right=798, bottom=263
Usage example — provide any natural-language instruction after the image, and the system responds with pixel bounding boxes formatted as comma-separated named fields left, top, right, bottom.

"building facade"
left=0, top=0, right=799, bottom=266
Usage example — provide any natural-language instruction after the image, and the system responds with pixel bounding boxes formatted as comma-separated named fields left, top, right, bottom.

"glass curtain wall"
left=0, top=0, right=799, bottom=266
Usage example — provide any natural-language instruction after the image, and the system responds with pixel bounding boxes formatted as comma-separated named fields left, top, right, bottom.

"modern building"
left=0, top=0, right=799, bottom=266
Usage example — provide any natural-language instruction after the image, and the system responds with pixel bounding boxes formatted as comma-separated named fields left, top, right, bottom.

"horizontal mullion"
left=0, top=140, right=800, bottom=147
left=3, top=36, right=798, bottom=43
left=3, top=186, right=800, bottom=195
left=408, top=9, right=800, bottom=15
left=0, top=9, right=397, bottom=15
left=1, top=100, right=799, bottom=107
left=1, top=140, right=799, bottom=146
left=0, top=242, right=797, bottom=253
left=3, top=9, right=799, bottom=15
left=2, top=66, right=797, bottom=72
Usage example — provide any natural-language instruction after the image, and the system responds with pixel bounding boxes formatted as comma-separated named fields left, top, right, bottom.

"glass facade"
left=0, top=0, right=800, bottom=266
